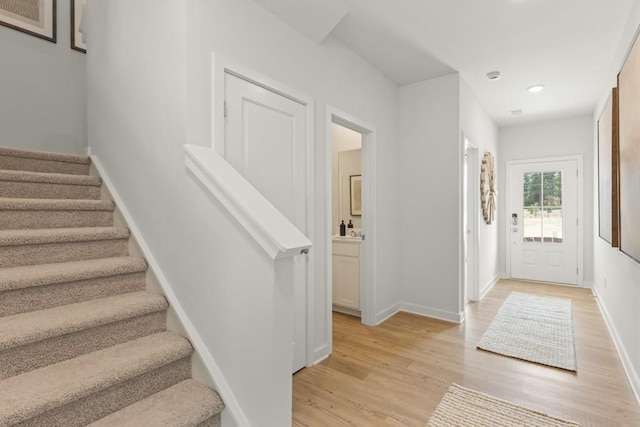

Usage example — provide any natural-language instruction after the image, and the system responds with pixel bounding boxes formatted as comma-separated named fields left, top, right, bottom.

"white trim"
left=91, top=154, right=250, bottom=427
left=400, top=303, right=464, bottom=324
left=375, top=303, right=401, bottom=325
left=326, top=106, right=378, bottom=330
left=479, top=274, right=500, bottom=300
left=592, top=287, right=640, bottom=404
left=184, top=145, right=311, bottom=260
left=462, top=135, right=480, bottom=304
left=374, top=302, right=463, bottom=325
left=210, top=53, right=319, bottom=369
left=505, top=155, right=584, bottom=285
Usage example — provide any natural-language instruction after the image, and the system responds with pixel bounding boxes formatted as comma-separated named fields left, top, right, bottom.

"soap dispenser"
left=339, top=220, right=346, bottom=236
left=347, top=220, right=354, bottom=229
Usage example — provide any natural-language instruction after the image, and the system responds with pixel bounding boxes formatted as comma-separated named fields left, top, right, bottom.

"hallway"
left=292, top=280, right=640, bottom=425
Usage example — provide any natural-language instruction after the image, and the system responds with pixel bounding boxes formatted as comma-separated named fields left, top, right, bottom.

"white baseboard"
left=375, top=302, right=463, bottom=325
left=375, top=303, right=401, bottom=325
left=592, top=287, right=640, bottom=405
left=479, top=274, right=501, bottom=301
left=401, top=303, right=463, bottom=324
left=91, top=155, right=249, bottom=427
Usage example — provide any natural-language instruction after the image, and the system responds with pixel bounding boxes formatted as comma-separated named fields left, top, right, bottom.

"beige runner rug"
left=477, top=292, right=577, bottom=371
left=427, top=384, right=580, bottom=426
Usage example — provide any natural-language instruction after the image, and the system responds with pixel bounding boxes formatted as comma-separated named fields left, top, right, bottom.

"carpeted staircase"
left=0, top=146, right=224, bottom=426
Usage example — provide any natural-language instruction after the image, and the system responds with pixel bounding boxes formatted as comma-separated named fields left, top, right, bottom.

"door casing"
left=505, top=155, right=584, bottom=286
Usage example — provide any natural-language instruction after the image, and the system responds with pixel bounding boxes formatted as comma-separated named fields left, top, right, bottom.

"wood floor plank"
left=292, top=280, right=640, bottom=426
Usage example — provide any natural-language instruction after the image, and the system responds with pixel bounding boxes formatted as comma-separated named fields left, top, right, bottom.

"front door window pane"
left=523, top=171, right=563, bottom=243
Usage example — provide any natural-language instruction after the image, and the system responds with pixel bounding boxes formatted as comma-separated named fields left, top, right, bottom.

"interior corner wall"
left=459, top=78, right=500, bottom=295
left=498, top=115, right=594, bottom=285
left=398, top=74, right=462, bottom=320
left=184, top=0, right=401, bottom=352
left=0, top=0, right=86, bottom=154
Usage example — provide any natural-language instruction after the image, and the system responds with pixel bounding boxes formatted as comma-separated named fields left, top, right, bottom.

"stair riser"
left=0, top=272, right=147, bottom=317
left=1, top=312, right=167, bottom=379
left=18, top=357, right=191, bottom=427
left=0, top=181, right=101, bottom=200
left=0, top=155, right=90, bottom=176
left=0, top=240, right=129, bottom=268
left=0, top=210, right=114, bottom=230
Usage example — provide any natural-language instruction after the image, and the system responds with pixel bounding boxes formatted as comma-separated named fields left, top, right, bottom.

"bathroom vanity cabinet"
left=332, top=238, right=360, bottom=314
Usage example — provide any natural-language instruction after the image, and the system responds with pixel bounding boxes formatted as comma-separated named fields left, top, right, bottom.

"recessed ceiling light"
left=527, top=84, right=545, bottom=93
left=511, top=109, right=523, bottom=116
left=487, top=71, right=502, bottom=81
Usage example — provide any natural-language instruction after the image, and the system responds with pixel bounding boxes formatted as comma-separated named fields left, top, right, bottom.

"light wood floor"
left=292, top=280, right=640, bottom=426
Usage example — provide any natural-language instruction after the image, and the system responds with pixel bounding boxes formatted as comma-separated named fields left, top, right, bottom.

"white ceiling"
left=255, top=0, right=636, bottom=126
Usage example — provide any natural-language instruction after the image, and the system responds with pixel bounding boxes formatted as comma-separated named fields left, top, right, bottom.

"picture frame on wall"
left=597, top=87, right=620, bottom=247
left=617, top=30, right=640, bottom=263
left=350, top=175, right=362, bottom=216
left=0, top=0, right=56, bottom=43
left=71, top=0, right=86, bottom=52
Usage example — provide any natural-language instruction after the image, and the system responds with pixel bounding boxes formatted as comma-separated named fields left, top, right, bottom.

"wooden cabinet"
left=332, top=240, right=360, bottom=311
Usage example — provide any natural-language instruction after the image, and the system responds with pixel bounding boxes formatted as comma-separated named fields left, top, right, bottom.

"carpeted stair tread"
left=0, top=169, right=101, bottom=186
left=0, top=198, right=114, bottom=211
left=89, top=379, right=224, bottom=427
left=0, top=146, right=90, bottom=165
left=0, top=257, right=147, bottom=292
left=0, top=226, right=129, bottom=246
left=0, top=291, right=168, bottom=352
left=0, top=332, right=193, bottom=426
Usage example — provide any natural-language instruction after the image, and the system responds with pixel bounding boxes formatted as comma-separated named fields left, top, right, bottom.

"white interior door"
left=224, top=72, right=308, bottom=373
left=509, top=160, right=578, bottom=285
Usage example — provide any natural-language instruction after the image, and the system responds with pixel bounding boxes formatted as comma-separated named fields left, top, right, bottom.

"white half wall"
left=0, top=0, right=86, bottom=154
left=460, top=78, right=500, bottom=299
left=498, top=115, right=594, bottom=285
left=398, top=74, right=462, bottom=320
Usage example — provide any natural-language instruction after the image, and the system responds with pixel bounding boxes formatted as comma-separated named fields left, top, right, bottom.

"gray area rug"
left=427, top=384, right=580, bottom=426
left=477, top=292, right=577, bottom=371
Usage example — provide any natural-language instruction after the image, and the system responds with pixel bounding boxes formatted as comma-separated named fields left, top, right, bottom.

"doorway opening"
left=326, top=107, right=377, bottom=350
left=463, top=138, right=479, bottom=304
left=331, top=123, right=362, bottom=318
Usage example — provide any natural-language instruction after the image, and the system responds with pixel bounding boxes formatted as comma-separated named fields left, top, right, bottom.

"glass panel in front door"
left=523, top=171, right=563, bottom=243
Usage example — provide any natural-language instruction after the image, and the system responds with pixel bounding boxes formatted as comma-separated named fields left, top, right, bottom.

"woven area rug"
left=427, top=384, right=580, bottom=426
left=477, top=292, right=577, bottom=371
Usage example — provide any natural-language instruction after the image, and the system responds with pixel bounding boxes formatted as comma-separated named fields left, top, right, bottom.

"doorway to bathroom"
left=326, top=108, right=377, bottom=332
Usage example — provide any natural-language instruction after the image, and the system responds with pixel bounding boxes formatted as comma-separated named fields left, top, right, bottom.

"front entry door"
left=224, top=72, right=308, bottom=373
left=509, top=160, right=578, bottom=285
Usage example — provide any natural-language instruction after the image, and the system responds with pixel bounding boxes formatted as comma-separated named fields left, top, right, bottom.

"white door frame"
left=325, top=106, right=377, bottom=331
left=211, top=53, right=317, bottom=367
left=505, top=155, right=584, bottom=286
left=462, top=136, right=480, bottom=303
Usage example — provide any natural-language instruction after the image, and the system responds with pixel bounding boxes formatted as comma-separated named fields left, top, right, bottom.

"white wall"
left=460, top=79, right=500, bottom=297
left=331, top=124, right=362, bottom=233
left=398, top=74, right=462, bottom=321
left=86, top=0, right=400, bottom=424
left=184, top=0, right=401, bottom=356
left=498, top=115, right=594, bottom=284
left=591, top=1, right=640, bottom=401
left=0, top=0, right=86, bottom=154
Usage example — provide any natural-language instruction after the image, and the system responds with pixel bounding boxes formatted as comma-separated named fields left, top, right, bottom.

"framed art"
left=617, top=31, right=640, bottom=263
left=350, top=175, right=362, bottom=216
left=597, top=88, right=619, bottom=247
left=0, top=0, right=56, bottom=42
left=481, top=152, right=496, bottom=224
left=71, top=0, right=86, bottom=52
